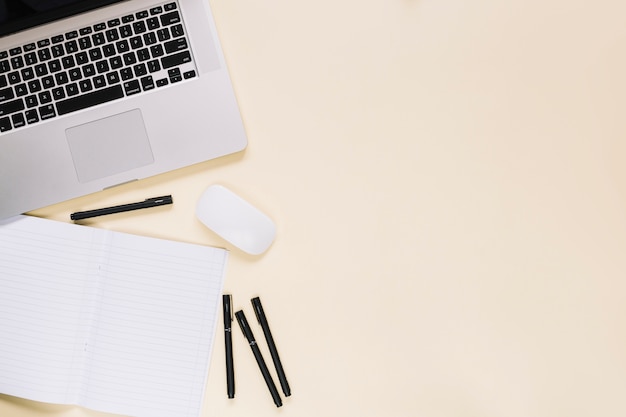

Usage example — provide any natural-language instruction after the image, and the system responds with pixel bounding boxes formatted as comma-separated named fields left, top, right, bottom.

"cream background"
left=2, top=0, right=626, bottom=416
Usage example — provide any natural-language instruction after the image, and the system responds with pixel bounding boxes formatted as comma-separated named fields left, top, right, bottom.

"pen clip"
left=147, top=195, right=173, bottom=204
left=227, top=295, right=233, bottom=322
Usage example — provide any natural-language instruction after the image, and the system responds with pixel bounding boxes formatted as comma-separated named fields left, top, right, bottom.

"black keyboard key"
left=21, top=67, right=35, bottom=80
left=51, top=35, right=64, bottom=44
left=11, top=56, right=24, bottom=70
left=48, top=59, right=62, bottom=73
left=66, top=83, right=79, bottom=96
left=76, top=52, right=89, bottom=65
left=106, top=71, right=120, bottom=85
left=27, top=79, right=42, bottom=93
left=93, top=75, right=106, bottom=89
left=106, top=28, right=120, bottom=42
left=150, top=44, right=164, bottom=58
left=103, top=44, right=117, bottom=57
left=38, top=48, right=51, bottom=61
left=140, top=75, right=154, bottom=91
left=96, top=60, right=110, bottom=74
left=24, top=52, right=37, bottom=66
left=92, top=33, right=106, bottom=46
left=35, top=64, right=48, bottom=77
left=0, top=74, right=5, bottom=88
left=66, top=40, right=79, bottom=53
left=160, top=11, right=181, bottom=26
left=0, top=98, right=25, bottom=117
left=89, top=48, right=103, bottom=61
left=38, top=91, right=52, bottom=104
left=133, top=21, right=147, bottom=34
left=147, top=59, right=160, bottom=73
left=150, top=6, right=163, bottom=15
left=123, top=52, right=137, bottom=66
left=0, top=60, right=10, bottom=73
left=24, top=43, right=36, bottom=51
left=164, top=2, right=177, bottom=11
left=0, top=116, right=11, bottom=132
left=156, top=78, right=168, bottom=87
left=42, top=76, right=55, bottom=89
left=79, top=27, right=92, bottom=36
left=25, top=109, right=39, bottom=124
left=108, top=18, right=121, bottom=27
left=157, top=28, right=170, bottom=42
left=122, top=14, right=135, bottom=23
left=130, top=36, right=143, bottom=49
left=39, top=105, right=56, bottom=120
left=0, top=87, right=14, bottom=101
left=15, top=84, right=27, bottom=97
left=136, top=10, right=149, bottom=19
left=171, top=24, right=184, bottom=38
left=37, top=39, right=50, bottom=48
left=161, top=51, right=191, bottom=69
left=8, top=71, right=21, bottom=84
left=82, top=64, right=96, bottom=78
left=143, top=32, right=157, bottom=45
left=93, top=23, right=106, bottom=31
left=12, top=113, right=25, bottom=128
left=9, top=47, right=22, bottom=56
left=109, top=56, right=123, bottom=70
left=69, top=68, right=82, bottom=81
left=66, top=30, right=79, bottom=40
left=55, top=72, right=69, bottom=85
left=120, top=25, right=133, bottom=38
left=164, top=38, right=187, bottom=54
left=120, top=68, right=133, bottom=80
left=79, top=79, right=93, bottom=93
left=137, top=48, right=150, bottom=62
left=56, top=84, right=123, bottom=115
left=123, top=80, right=141, bottom=95
left=116, top=40, right=130, bottom=54
left=147, top=17, right=160, bottom=30
left=52, top=87, right=66, bottom=100
left=62, top=55, right=75, bottom=69
left=183, top=70, right=196, bottom=79
left=168, top=68, right=182, bottom=83
left=79, top=37, right=92, bottom=50
left=51, top=44, right=65, bottom=57
left=133, top=63, right=147, bottom=77
left=25, top=95, right=38, bottom=108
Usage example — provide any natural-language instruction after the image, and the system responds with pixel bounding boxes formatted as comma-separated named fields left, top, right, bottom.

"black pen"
left=251, top=297, right=291, bottom=397
left=235, top=310, right=282, bottom=407
left=70, top=195, right=173, bottom=221
left=223, top=294, right=235, bottom=399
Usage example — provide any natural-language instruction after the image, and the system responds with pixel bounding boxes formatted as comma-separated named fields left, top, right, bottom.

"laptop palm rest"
left=65, top=109, right=154, bottom=183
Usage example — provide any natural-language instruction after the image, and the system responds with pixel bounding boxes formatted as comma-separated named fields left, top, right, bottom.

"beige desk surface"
left=3, top=0, right=626, bottom=416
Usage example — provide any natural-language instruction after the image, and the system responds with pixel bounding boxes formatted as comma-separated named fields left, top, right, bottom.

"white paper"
left=0, top=216, right=228, bottom=417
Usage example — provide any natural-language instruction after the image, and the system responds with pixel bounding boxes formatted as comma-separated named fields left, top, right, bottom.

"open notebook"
left=0, top=215, right=228, bottom=417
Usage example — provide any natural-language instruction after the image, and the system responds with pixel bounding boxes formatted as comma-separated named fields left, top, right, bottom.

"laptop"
left=0, top=0, right=247, bottom=220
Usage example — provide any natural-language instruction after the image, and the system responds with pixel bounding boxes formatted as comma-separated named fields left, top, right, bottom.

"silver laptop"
left=0, top=0, right=247, bottom=220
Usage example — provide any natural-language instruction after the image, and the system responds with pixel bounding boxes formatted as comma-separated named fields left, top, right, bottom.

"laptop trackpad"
left=66, top=109, right=154, bottom=183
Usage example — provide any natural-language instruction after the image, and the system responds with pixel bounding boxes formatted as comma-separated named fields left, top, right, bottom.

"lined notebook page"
left=0, top=215, right=106, bottom=404
left=81, top=231, right=228, bottom=417
left=0, top=216, right=228, bottom=417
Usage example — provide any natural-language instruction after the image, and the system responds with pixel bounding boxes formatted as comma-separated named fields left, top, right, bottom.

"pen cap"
left=223, top=294, right=233, bottom=326
left=235, top=310, right=254, bottom=342
left=251, top=296, right=264, bottom=324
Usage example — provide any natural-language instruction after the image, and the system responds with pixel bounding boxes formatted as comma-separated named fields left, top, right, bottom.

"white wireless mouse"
left=196, top=185, right=276, bottom=255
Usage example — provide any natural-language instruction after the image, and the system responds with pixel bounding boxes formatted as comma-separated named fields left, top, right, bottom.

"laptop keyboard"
left=0, top=1, right=197, bottom=133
